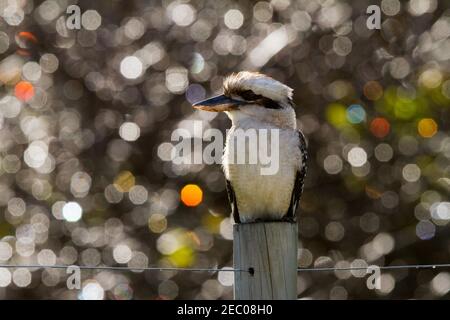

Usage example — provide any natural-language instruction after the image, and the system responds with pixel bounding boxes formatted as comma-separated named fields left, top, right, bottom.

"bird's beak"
left=192, top=94, right=244, bottom=112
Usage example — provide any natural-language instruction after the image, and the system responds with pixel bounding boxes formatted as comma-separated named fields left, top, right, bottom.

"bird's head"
left=193, top=71, right=296, bottom=128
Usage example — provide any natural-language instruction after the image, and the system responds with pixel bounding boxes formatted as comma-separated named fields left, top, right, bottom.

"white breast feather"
left=222, top=118, right=302, bottom=223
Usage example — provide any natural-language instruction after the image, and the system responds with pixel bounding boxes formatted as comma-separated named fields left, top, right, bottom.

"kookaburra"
left=193, top=71, right=308, bottom=223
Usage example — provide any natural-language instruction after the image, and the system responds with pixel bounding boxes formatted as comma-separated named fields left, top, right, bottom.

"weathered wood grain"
left=233, top=222, right=298, bottom=300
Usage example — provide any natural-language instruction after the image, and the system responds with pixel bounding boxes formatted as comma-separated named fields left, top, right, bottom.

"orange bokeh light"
left=181, top=184, right=203, bottom=207
left=418, top=118, right=438, bottom=138
left=14, top=81, right=35, bottom=102
left=17, top=31, right=38, bottom=44
left=370, top=117, right=390, bottom=138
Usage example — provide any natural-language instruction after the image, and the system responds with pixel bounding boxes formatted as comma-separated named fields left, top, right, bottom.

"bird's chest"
left=222, top=124, right=300, bottom=222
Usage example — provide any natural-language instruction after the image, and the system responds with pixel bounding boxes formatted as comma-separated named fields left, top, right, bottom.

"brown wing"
left=285, top=130, right=308, bottom=221
left=226, top=179, right=240, bottom=223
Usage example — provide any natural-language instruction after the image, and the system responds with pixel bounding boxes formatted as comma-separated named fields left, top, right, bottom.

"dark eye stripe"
left=233, top=89, right=282, bottom=109
left=239, top=90, right=261, bottom=101
left=261, top=98, right=281, bottom=109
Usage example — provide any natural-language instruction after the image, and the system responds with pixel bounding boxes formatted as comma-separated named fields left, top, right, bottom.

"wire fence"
left=2, top=263, right=450, bottom=273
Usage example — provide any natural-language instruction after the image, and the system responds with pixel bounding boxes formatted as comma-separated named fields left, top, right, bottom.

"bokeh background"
left=0, top=0, right=449, bottom=299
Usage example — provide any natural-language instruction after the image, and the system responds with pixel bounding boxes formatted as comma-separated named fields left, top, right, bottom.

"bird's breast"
left=222, top=123, right=301, bottom=222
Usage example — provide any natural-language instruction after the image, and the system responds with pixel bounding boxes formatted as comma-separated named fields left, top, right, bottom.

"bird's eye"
left=239, top=90, right=261, bottom=101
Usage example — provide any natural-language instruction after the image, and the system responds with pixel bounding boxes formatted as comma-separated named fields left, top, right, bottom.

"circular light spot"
left=350, top=259, right=368, bottom=278
left=81, top=248, right=100, bottom=266
left=431, top=272, right=450, bottom=296
left=24, top=141, right=48, bottom=168
left=186, top=84, right=206, bottom=104
left=254, top=2, right=273, bottom=23
left=418, top=118, right=438, bottom=138
left=416, top=220, right=435, bottom=240
left=114, top=171, right=135, bottom=193
left=333, top=36, right=352, bottom=56
left=335, top=262, right=353, bottom=280
left=220, top=218, right=233, bottom=240
left=218, top=267, right=234, bottom=286
left=14, top=81, right=35, bottom=102
left=128, top=251, right=149, bottom=270
left=298, top=248, right=313, bottom=267
left=70, top=171, right=92, bottom=198
left=165, top=67, right=188, bottom=94
left=51, top=201, right=65, bottom=220
left=181, top=184, right=203, bottom=207
left=0, top=242, right=13, bottom=261
left=148, top=214, right=168, bottom=233
left=22, top=61, right=41, bottom=82
left=408, top=0, right=437, bottom=16
left=0, top=96, right=21, bottom=118
left=113, top=244, right=132, bottom=264
left=346, top=104, right=366, bottom=124
left=402, top=164, right=421, bottom=182
left=7, top=197, right=26, bottom=217
left=0, top=268, right=11, bottom=287
left=124, top=18, right=145, bottom=40
left=158, top=280, right=179, bottom=299
left=323, top=155, right=343, bottom=175
left=16, top=31, right=37, bottom=49
left=325, top=222, right=345, bottom=242
left=129, top=185, right=148, bottom=205
left=119, top=122, right=140, bottom=141
left=370, top=117, right=390, bottom=138
left=13, top=269, right=31, bottom=287
left=0, top=32, right=9, bottom=54
left=374, top=143, right=393, bottom=162
left=81, top=10, right=102, bottom=31
left=38, top=0, right=60, bottom=21
left=389, top=57, right=410, bottom=79
left=16, top=238, right=35, bottom=257
left=113, top=283, right=134, bottom=300
left=381, top=0, right=401, bottom=16
left=419, top=68, right=442, bottom=88
left=378, top=274, right=395, bottom=294
left=363, top=81, right=383, bottom=101
left=40, top=53, right=59, bottom=73
left=330, top=286, right=348, bottom=300
left=157, top=232, right=180, bottom=255
left=62, top=202, right=83, bottom=222
left=104, top=184, right=123, bottom=204
left=347, top=147, right=367, bottom=167
left=291, top=11, right=311, bottom=31
left=431, top=202, right=450, bottom=221
left=37, top=249, right=56, bottom=266
left=81, top=281, right=104, bottom=300
left=373, top=233, right=395, bottom=255
left=4, top=7, right=24, bottom=26
left=157, top=143, right=175, bottom=161
left=120, top=56, right=143, bottom=79
left=224, top=9, right=244, bottom=30
left=171, top=4, right=196, bottom=26
left=381, top=191, right=399, bottom=209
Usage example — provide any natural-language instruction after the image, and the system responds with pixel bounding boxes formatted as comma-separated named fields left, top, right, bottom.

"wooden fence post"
left=233, top=222, right=298, bottom=300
